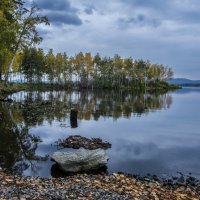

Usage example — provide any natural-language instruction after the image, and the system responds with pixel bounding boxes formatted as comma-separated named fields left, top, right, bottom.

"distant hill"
left=168, top=78, right=200, bottom=86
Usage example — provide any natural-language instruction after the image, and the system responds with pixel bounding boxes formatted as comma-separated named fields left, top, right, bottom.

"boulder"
left=51, top=148, right=109, bottom=173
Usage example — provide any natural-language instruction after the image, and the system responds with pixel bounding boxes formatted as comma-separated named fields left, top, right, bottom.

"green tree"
left=21, top=48, right=37, bottom=83
left=4, top=2, right=49, bottom=83
left=45, top=49, right=55, bottom=84
left=0, top=0, right=20, bottom=80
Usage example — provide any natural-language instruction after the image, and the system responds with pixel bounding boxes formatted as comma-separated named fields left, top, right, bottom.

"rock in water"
left=56, top=135, right=112, bottom=150
left=51, top=148, right=109, bottom=173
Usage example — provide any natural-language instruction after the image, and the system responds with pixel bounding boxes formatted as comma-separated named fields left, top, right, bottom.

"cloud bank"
left=36, top=0, right=200, bottom=79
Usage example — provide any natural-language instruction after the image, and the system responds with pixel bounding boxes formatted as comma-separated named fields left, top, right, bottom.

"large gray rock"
left=51, top=148, right=109, bottom=172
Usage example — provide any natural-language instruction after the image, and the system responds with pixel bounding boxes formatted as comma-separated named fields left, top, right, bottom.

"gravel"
left=0, top=168, right=200, bottom=199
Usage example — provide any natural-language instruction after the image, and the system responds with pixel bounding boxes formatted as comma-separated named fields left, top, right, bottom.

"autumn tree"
left=17, top=48, right=174, bottom=89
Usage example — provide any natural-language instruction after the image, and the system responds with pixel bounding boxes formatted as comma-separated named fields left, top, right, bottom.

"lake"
left=0, top=87, right=200, bottom=178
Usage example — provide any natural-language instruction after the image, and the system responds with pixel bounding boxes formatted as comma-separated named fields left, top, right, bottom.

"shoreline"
left=0, top=168, right=199, bottom=199
left=0, top=82, right=181, bottom=96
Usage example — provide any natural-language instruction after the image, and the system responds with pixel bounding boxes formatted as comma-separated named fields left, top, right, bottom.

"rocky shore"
left=0, top=168, right=200, bottom=200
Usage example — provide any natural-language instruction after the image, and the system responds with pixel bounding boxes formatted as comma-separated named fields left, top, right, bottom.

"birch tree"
left=4, top=2, right=49, bottom=84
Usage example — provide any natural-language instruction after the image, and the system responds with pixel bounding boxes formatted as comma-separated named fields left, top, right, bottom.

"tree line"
left=8, top=48, right=173, bottom=89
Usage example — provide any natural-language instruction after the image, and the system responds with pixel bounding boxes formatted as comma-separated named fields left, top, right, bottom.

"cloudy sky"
left=35, top=0, right=200, bottom=79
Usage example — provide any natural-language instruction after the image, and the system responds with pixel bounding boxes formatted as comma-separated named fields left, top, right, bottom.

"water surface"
left=0, top=88, right=200, bottom=178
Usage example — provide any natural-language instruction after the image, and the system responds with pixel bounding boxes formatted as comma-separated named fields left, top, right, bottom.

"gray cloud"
left=181, top=10, right=200, bottom=24
left=121, top=0, right=200, bottom=25
left=46, top=11, right=82, bottom=26
left=119, top=14, right=161, bottom=28
left=37, top=0, right=200, bottom=79
left=84, top=5, right=96, bottom=15
left=122, top=0, right=169, bottom=10
left=36, top=0, right=71, bottom=11
left=35, top=0, right=82, bottom=26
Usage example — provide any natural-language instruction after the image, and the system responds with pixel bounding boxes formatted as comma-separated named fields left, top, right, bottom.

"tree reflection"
left=9, top=90, right=173, bottom=125
left=0, top=102, right=48, bottom=175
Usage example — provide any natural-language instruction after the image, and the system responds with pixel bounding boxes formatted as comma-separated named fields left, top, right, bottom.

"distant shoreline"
left=174, top=84, right=200, bottom=87
left=0, top=82, right=181, bottom=98
left=168, top=78, right=200, bottom=87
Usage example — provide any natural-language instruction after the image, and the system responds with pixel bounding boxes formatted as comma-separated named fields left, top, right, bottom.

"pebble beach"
left=1, top=168, right=200, bottom=200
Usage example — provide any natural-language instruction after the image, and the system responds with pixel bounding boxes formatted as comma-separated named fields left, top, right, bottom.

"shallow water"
left=0, top=88, right=200, bottom=178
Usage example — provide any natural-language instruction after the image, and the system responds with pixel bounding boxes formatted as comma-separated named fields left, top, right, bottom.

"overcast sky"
left=35, top=0, right=200, bottom=79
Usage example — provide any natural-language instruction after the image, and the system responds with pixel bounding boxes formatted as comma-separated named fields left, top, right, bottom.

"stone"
left=51, top=148, right=109, bottom=173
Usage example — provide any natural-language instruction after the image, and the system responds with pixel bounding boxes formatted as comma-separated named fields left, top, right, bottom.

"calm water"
left=0, top=88, right=200, bottom=178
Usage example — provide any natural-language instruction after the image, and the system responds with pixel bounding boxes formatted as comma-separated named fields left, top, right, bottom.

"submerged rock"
left=51, top=148, right=109, bottom=173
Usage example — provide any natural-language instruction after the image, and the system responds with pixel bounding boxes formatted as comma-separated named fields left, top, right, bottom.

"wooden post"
left=70, top=109, right=78, bottom=128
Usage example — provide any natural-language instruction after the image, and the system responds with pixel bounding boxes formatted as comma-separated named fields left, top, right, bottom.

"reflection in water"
left=0, top=90, right=172, bottom=176
left=51, top=164, right=108, bottom=178
left=8, top=90, right=172, bottom=124
left=0, top=103, right=48, bottom=175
